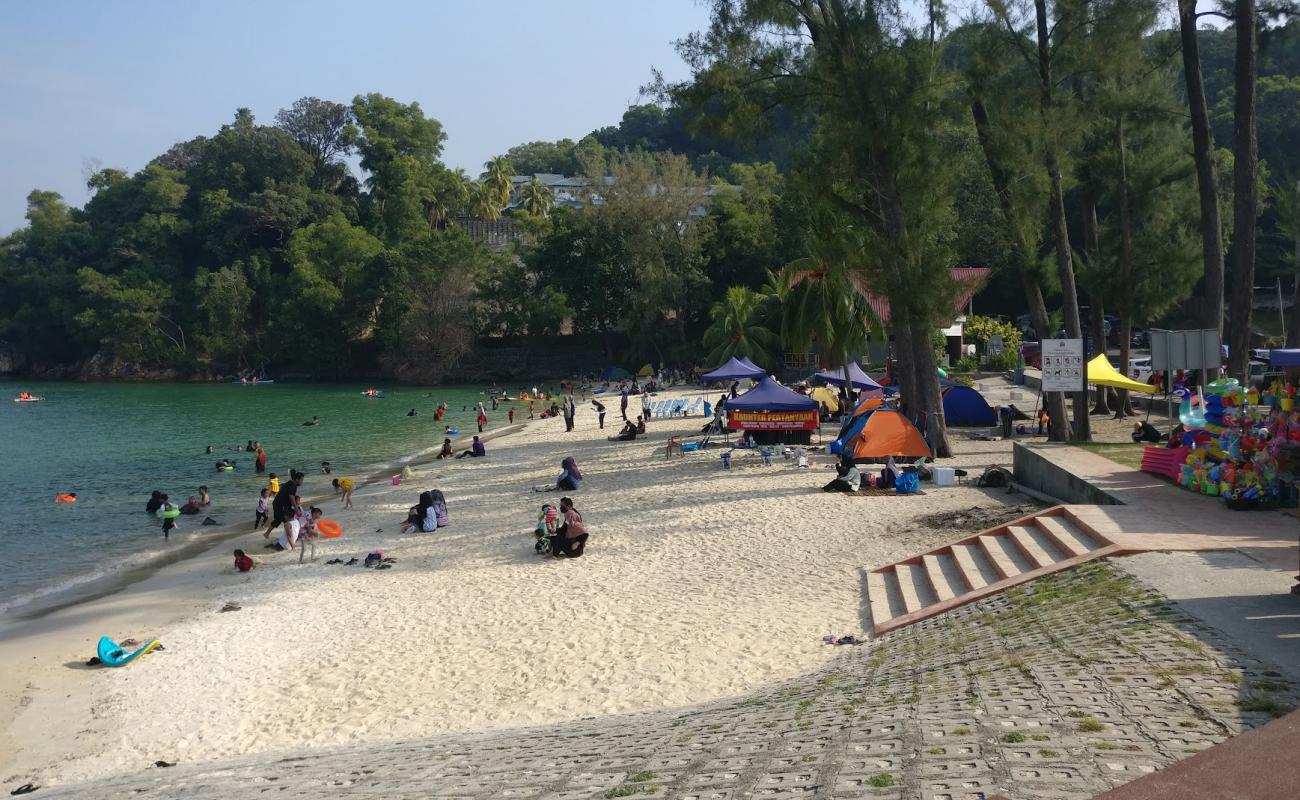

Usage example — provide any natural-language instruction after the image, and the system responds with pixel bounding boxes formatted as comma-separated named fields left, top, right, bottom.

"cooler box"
left=932, top=467, right=956, bottom=486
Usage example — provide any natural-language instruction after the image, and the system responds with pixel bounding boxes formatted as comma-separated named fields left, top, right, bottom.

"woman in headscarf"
left=429, top=489, right=449, bottom=528
left=400, top=490, right=437, bottom=533
left=822, top=455, right=862, bottom=493
left=556, top=457, right=582, bottom=491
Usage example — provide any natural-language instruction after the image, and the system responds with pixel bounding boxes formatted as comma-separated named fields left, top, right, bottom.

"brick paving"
left=37, top=564, right=1298, bottom=800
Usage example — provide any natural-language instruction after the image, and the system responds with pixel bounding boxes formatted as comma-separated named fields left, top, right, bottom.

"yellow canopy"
left=637, top=364, right=654, bottom=376
left=809, top=386, right=840, bottom=412
left=1086, top=354, right=1155, bottom=394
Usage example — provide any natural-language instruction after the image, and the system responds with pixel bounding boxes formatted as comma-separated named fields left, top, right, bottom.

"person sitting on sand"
left=332, top=477, right=355, bottom=509
left=233, top=549, right=260, bottom=572
left=400, top=491, right=439, bottom=534
left=822, top=456, right=861, bottom=493
left=610, top=420, right=638, bottom=442
left=455, top=436, right=486, bottom=459
left=551, top=496, right=589, bottom=557
left=436, top=438, right=454, bottom=460
left=429, top=489, right=449, bottom=528
left=536, top=457, right=583, bottom=492
left=635, top=415, right=646, bottom=435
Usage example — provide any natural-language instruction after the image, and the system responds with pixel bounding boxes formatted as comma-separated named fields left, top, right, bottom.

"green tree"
left=351, top=94, right=447, bottom=242
left=519, top=177, right=554, bottom=218
left=702, top=286, right=780, bottom=368
left=483, top=156, right=515, bottom=210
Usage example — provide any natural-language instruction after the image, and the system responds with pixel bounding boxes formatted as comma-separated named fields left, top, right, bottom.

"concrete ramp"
left=865, top=506, right=1121, bottom=635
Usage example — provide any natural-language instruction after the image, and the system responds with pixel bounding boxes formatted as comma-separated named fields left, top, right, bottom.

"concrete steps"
left=865, top=506, right=1120, bottom=635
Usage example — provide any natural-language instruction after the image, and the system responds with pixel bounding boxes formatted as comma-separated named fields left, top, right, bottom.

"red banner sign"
left=728, top=410, right=819, bottom=430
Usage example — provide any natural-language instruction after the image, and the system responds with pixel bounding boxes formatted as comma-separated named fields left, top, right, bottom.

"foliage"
left=702, top=286, right=780, bottom=368
left=964, top=315, right=1022, bottom=370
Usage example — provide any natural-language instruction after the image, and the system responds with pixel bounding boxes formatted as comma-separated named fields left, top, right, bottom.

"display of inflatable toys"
left=1179, top=391, right=1208, bottom=428
left=1246, top=387, right=1260, bottom=405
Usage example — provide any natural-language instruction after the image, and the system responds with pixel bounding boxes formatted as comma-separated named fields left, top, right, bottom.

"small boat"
left=231, top=379, right=275, bottom=385
left=361, top=389, right=385, bottom=399
left=13, top=395, right=44, bottom=403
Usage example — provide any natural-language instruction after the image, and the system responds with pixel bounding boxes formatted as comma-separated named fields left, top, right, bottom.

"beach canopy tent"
left=847, top=408, right=931, bottom=462
left=809, top=386, right=840, bottom=413
left=637, top=364, right=654, bottom=377
left=701, top=356, right=766, bottom=382
left=737, top=356, right=764, bottom=373
left=814, top=361, right=883, bottom=391
left=1270, top=349, right=1300, bottom=368
left=727, top=376, right=819, bottom=411
left=942, top=385, right=997, bottom=426
left=601, top=366, right=632, bottom=381
left=1086, top=354, right=1156, bottom=394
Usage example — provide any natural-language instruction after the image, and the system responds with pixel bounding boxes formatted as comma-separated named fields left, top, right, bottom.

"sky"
left=0, top=0, right=713, bottom=234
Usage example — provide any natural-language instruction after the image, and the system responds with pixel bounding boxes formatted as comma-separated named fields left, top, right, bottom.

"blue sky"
left=0, top=0, right=712, bottom=233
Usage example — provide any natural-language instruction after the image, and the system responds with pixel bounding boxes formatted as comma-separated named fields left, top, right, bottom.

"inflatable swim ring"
left=445, top=428, right=460, bottom=435
left=220, top=465, right=234, bottom=472
left=317, top=519, right=343, bottom=538
left=55, top=493, right=77, bottom=503
left=157, top=508, right=181, bottom=519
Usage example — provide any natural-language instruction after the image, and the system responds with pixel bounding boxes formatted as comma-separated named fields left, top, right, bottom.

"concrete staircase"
left=865, top=506, right=1120, bottom=635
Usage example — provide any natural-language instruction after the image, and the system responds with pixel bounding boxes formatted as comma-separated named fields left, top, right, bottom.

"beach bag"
left=976, top=465, right=1012, bottom=488
left=895, top=471, right=920, bottom=495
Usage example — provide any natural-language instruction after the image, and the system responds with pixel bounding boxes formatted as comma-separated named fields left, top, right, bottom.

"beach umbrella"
left=809, top=386, right=840, bottom=412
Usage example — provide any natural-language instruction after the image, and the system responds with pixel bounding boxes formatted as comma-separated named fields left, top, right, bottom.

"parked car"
left=1129, top=357, right=1154, bottom=385
left=1130, top=328, right=1149, bottom=348
left=1247, top=360, right=1269, bottom=388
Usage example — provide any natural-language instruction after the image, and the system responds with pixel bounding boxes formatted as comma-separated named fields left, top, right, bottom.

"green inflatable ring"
left=157, top=508, right=181, bottom=519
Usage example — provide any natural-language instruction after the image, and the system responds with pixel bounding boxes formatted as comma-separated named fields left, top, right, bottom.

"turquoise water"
left=0, top=381, right=512, bottom=617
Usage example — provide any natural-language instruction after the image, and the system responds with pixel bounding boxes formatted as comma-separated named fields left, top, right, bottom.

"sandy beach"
left=0, top=388, right=1029, bottom=788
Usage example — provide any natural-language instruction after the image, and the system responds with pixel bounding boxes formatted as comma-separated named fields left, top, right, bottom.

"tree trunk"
left=970, top=97, right=1069, bottom=440
left=1114, top=115, right=1136, bottom=418
left=1081, top=173, right=1110, bottom=416
left=1291, top=179, right=1300, bottom=347
left=1035, top=0, right=1089, bottom=441
left=909, top=318, right=952, bottom=458
left=1179, top=0, right=1226, bottom=339
left=1228, top=0, right=1259, bottom=380
left=891, top=314, right=919, bottom=419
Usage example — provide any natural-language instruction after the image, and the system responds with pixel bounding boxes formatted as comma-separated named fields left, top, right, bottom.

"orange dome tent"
left=849, top=408, right=931, bottom=462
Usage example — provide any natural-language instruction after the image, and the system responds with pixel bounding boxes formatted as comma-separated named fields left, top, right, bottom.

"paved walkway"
left=36, top=565, right=1298, bottom=800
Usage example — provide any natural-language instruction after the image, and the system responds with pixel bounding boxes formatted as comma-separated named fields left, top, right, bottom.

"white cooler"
left=932, top=467, right=956, bottom=486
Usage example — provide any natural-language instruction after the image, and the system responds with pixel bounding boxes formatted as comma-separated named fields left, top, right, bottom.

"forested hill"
left=1, top=19, right=1297, bottom=382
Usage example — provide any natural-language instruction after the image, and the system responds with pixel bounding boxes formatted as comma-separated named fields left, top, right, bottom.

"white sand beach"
left=0, top=389, right=1025, bottom=787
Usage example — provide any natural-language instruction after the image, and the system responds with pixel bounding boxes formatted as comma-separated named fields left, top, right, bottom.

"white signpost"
left=1041, top=338, right=1085, bottom=393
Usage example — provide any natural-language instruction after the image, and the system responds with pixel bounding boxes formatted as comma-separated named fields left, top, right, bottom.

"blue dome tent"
left=941, top=384, right=997, bottom=426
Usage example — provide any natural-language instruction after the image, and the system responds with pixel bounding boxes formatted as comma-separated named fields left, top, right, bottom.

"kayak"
left=231, top=380, right=275, bottom=385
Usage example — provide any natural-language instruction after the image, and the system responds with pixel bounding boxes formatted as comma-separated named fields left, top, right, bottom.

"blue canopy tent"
left=941, top=384, right=998, bottom=426
left=727, top=377, right=818, bottom=445
left=814, top=361, right=883, bottom=391
left=727, top=376, right=819, bottom=411
left=700, top=356, right=766, bottom=383
left=1270, top=349, right=1300, bottom=368
left=737, top=356, right=764, bottom=373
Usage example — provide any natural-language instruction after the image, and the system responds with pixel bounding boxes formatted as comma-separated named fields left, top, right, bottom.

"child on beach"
left=332, top=477, right=355, bottom=509
left=436, top=438, right=454, bottom=459
left=159, top=494, right=178, bottom=539
left=233, top=549, right=259, bottom=572
left=254, top=488, right=269, bottom=529
left=267, top=472, right=280, bottom=496
left=534, top=503, right=559, bottom=554
left=298, top=506, right=323, bottom=564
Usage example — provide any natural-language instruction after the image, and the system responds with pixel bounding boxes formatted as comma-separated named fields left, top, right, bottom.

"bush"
left=954, top=356, right=980, bottom=373
left=965, top=315, right=1021, bottom=371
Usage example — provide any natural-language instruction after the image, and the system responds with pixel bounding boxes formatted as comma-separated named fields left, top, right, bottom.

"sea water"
left=0, top=381, right=515, bottom=619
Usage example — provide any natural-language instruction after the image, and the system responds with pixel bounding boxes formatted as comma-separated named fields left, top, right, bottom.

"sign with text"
left=1041, top=338, right=1084, bottom=392
left=728, top=410, right=820, bottom=430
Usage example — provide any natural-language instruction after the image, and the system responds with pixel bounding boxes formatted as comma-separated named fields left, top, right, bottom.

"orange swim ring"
left=316, top=519, right=343, bottom=538
left=56, top=493, right=78, bottom=503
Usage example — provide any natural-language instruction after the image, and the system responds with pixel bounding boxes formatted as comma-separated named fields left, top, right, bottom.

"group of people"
left=610, top=416, right=647, bottom=442
left=533, top=496, right=588, bottom=557
left=399, top=489, right=450, bottom=533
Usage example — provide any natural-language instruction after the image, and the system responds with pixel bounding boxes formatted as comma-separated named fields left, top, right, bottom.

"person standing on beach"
left=265, top=471, right=300, bottom=539
left=254, top=488, right=270, bottom=529
left=620, top=389, right=629, bottom=421
left=562, top=397, right=575, bottom=432
left=477, top=405, right=488, bottom=433
left=528, top=400, right=535, bottom=419
left=255, top=443, right=267, bottom=474
left=592, top=399, right=606, bottom=428
left=508, top=407, right=515, bottom=424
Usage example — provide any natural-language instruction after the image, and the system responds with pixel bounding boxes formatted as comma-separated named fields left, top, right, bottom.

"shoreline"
left=0, top=422, right=530, bottom=627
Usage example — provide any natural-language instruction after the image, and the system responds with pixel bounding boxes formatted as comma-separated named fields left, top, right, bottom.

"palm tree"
left=483, top=156, right=514, bottom=209
left=520, top=177, right=554, bottom=218
left=702, top=286, right=780, bottom=367
left=470, top=181, right=501, bottom=221
left=778, top=216, right=877, bottom=374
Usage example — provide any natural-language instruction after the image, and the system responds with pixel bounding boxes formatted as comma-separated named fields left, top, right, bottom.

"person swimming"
left=407, top=408, right=418, bottom=416
left=303, top=416, right=321, bottom=426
